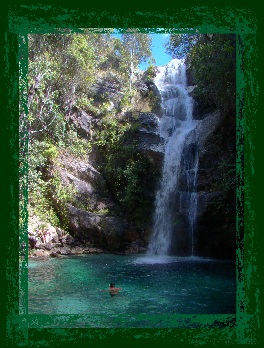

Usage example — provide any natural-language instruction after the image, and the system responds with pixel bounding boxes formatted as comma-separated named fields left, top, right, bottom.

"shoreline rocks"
left=28, top=242, right=146, bottom=259
left=28, top=243, right=107, bottom=259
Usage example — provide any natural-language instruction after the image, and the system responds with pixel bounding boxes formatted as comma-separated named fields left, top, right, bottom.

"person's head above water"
left=109, top=283, right=115, bottom=288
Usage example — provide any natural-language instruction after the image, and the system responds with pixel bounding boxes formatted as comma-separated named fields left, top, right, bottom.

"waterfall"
left=183, top=140, right=199, bottom=256
left=148, top=59, right=199, bottom=256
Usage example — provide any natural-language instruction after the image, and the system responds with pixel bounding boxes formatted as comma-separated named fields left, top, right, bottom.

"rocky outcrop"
left=57, top=151, right=115, bottom=214
left=176, top=108, right=235, bottom=259
left=28, top=69, right=235, bottom=260
left=91, top=73, right=123, bottom=111
left=56, top=111, right=164, bottom=250
left=67, top=204, right=126, bottom=251
left=28, top=108, right=165, bottom=255
left=28, top=214, right=109, bottom=259
left=125, top=111, right=164, bottom=161
left=195, top=109, right=236, bottom=259
left=69, top=110, right=93, bottom=139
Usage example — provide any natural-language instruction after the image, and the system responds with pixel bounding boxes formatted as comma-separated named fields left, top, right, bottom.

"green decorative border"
left=3, top=1, right=261, bottom=346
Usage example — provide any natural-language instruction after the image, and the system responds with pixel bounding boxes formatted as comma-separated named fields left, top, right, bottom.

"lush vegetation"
left=95, top=114, right=160, bottom=226
left=21, top=31, right=236, bottom=240
left=166, top=34, right=236, bottom=113
left=22, top=31, right=156, bottom=231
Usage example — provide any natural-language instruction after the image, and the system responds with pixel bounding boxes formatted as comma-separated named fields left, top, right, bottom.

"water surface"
left=28, top=254, right=236, bottom=327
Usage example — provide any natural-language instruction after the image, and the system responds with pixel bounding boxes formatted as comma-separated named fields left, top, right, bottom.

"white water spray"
left=148, top=59, right=199, bottom=256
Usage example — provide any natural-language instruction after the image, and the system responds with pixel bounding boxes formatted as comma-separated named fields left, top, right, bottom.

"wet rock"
left=62, top=234, right=75, bottom=245
left=50, top=251, right=59, bottom=258
left=59, top=246, right=72, bottom=255
left=28, top=236, right=38, bottom=249
left=42, top=242, right=54, bottom=251
left=67, top=204, right=126, bottom=251
left=125, top=240, right=147, bottom=254
left=29, top=249, right=50, bottom=259
left=83, top=247, right=104, bottom=254
left=71, top=246, right=84, bottom=255
left=124, top=230, right=141, bottom=243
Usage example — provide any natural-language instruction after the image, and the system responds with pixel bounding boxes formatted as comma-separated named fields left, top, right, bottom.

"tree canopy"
left=166, top=33, right=236, bottom=112
left=21, top=32, right=156, bottom=230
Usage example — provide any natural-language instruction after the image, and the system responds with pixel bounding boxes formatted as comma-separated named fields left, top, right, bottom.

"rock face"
left=28, top=107, right=164, bottom=256
left=57, top=151, right=115, bottom=215
left=69, top=110, right=93, bottom=139
left=28, top=74, right=236, bottom=260
left=168, top=101, right=236, bottom=258
left=125, top=111, right=164, bottom=159
left=67, top=204, right=126, bottom=251
left=195, top=109, right=236, bottom=259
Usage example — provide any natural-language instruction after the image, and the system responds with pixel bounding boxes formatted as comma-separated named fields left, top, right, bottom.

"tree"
left=165, top=33, right=200, bottom=59
left=166, top=33, right=236, bottom=112
left=165, top=33, right=217, bottom=59
left=121, top=32, right=153, bottom=93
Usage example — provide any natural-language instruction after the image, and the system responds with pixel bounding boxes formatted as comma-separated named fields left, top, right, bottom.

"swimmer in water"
left=108, top=282, right=122, bottom=297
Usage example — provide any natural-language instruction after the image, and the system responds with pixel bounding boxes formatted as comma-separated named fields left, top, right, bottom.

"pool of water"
left=27, top=254, right=236, bottom=327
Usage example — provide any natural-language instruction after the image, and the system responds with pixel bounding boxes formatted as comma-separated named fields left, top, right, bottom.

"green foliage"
left=28, top=140, right=61, bottom=227
left=144, top=65, right=157, bottom=81
left=73, top=198, right=110, bottom=215
left=166, top=34, right=236, bottom=112
left=27, top=139, right=77, bottom=229
left=165, top=33, right=200, bottom=59
left=42, top=144, right=58, bottom=162
left=189, top=35, right=236, bottom=112
left=62, top=126, right=92, bottom=158
left=121, top=32, right=153, bottom=93
left=24, top=32, right=157, bottom=232
left=121, top=32, right=153, bottom=67
left=96, top=115, right=159, bottom=226
left=48, top=171, right=76, bottom=228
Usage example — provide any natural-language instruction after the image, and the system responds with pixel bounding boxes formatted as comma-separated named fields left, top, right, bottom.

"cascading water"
left=148, top=59, right=199, bottom=256
left=182, top=141, right=199, bottom=256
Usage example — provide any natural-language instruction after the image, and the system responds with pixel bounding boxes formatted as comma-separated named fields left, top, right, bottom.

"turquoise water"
left=28, top=254, right=236, bottom=327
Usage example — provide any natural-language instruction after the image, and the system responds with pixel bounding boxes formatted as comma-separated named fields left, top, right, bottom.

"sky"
left=140, top=33, right=173, bottom=70
left=112, top=33, right=173, bottom=71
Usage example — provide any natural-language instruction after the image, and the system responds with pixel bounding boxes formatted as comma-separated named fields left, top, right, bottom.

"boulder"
left=71, top=246, right=84, bottom=255
left=69, top=110, right=93, bottom=139
left=29, top=249, right=50, bottom=259
left=67, top=204, right=126, bottom=251
left=50, top=251, right=59, bottom=258
left=83, top=247, right=104, bottom=254
left=56, top=227, right=67, bottom=241
left=42, top=242, right=54, bottom=251
left=125, top=240, right=147, bottom=254
left=59, top=246, right=72, bottom=255
left=61, top=234, right=75, bottom=245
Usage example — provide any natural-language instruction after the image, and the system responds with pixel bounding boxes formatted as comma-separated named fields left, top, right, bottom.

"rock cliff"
left=28, top=106, right=164, bottom=257
left=28, top=72, right=236, bottom=260
left=170, top=87, right=236, bottom=258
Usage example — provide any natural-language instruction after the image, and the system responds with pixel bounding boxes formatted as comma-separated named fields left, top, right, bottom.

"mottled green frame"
left=3, top=1, right=261, bottom=346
